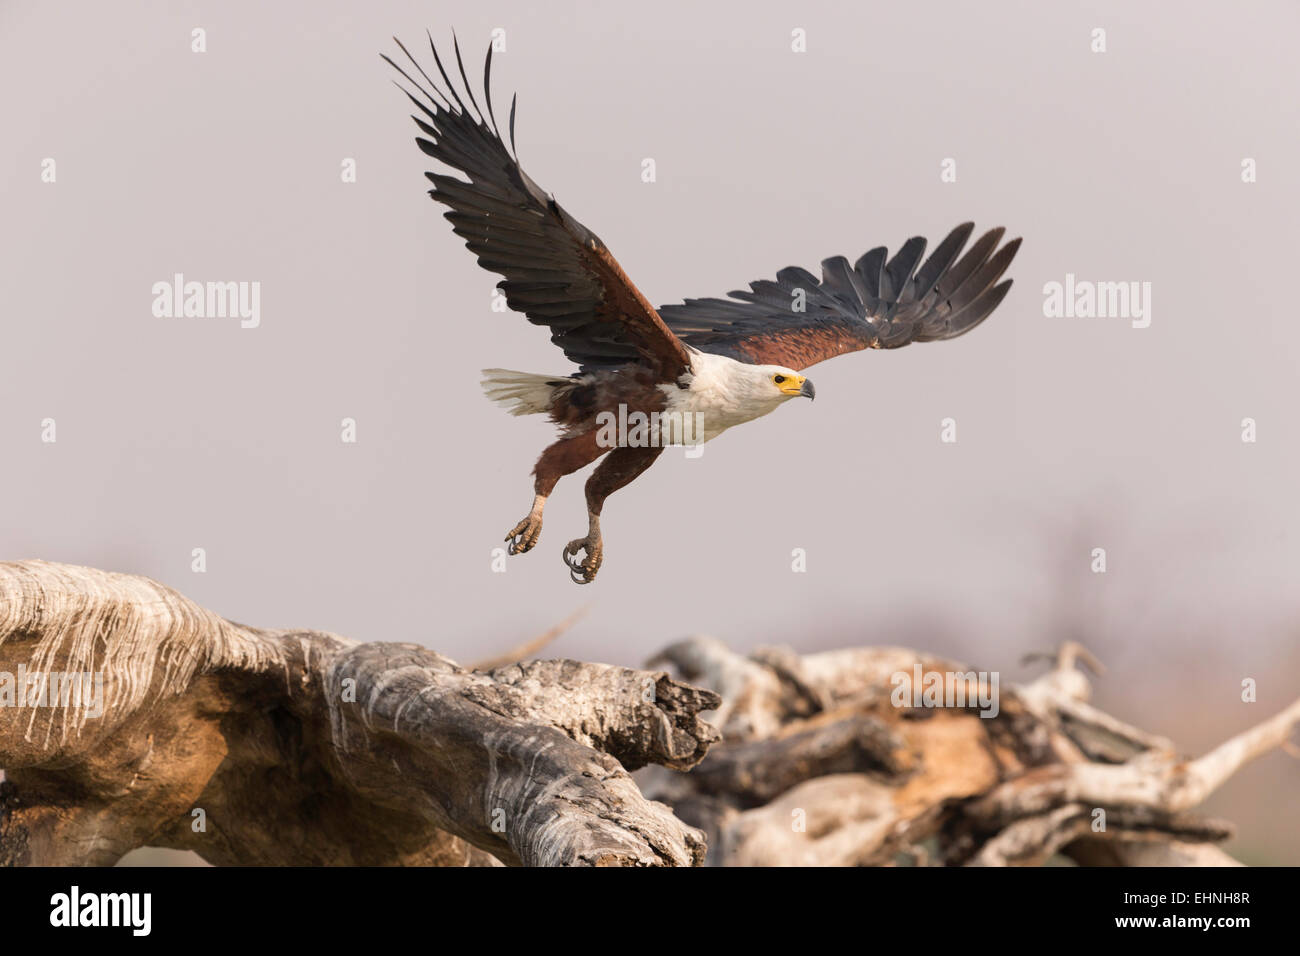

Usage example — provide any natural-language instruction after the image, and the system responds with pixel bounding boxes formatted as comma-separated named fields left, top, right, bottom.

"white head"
left=667, top=351, right=817, bottom=438
left=730, top=363, right=816, bottom=412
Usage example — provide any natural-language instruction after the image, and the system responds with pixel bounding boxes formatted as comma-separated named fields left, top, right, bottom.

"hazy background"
left=2, top=0, right=1297, bottom=863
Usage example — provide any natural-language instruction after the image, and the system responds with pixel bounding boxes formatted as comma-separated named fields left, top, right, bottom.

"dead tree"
left=1, top=561, right=1294, bottom=866
left=641, top=638, right=1299, bottom=865
left=0, top=560, right=719, bottom=866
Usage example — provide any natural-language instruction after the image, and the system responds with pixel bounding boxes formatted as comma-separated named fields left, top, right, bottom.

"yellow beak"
left=778, top=374, right=809, bottom=397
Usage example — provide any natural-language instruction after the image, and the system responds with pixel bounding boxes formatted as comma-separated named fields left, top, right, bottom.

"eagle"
left=385, top=36, right=1021, bottom=584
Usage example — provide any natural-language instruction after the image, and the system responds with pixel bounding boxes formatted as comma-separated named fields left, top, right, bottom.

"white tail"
left=480, top=368, right=567, bottom=416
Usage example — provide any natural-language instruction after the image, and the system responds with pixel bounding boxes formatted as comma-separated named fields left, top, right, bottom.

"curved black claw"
left=505, top=514, right=543, bottom=556
left=562, top=535, right=603, bottom=585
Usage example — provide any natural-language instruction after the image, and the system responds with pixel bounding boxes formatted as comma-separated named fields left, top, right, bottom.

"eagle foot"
left=505, top=514, right=543, bottom=555
left=562, top=534, right=603, bottom=585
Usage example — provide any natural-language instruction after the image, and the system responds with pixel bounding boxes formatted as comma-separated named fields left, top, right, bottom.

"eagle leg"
left=505, top=497, right=546, bottom=555
left=561, top=445, right=665, bottom=584
left=510, top=432, right=609, bottom=557
left=563, top=519, right=603, bottom=585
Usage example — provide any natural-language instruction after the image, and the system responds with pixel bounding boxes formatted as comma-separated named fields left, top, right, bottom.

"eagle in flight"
left=386, top=36, right=1021, bottom=584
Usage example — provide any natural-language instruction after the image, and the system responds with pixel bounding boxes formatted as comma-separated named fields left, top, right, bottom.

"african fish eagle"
left=385, top=35, right=1021, bottom=584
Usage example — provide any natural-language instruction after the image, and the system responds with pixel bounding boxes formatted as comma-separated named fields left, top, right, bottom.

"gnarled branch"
left=0, top=561, right=718, bottom=866
left=644, top=637, right=1297, bottom=866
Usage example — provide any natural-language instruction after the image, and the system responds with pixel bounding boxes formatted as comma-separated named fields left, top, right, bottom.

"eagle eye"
left=773, top=375, right=786, bottom=384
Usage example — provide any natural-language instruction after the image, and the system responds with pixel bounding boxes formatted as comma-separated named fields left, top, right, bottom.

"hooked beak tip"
left=800, top=379, right=816, bottom=401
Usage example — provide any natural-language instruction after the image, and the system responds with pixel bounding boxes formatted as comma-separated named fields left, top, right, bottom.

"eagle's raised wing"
left=386, top=36, right=692, bottom=381
left=658, top=223, right=1020, bottom=370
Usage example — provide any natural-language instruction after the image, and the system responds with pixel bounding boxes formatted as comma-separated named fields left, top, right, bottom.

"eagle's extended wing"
left=658, top=223, right=1020, bottom=370
left=386, top=36, right=692, bottom=381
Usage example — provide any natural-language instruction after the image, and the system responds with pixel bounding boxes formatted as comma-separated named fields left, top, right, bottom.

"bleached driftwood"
left=0, top=561, right=719, bottom=866
left=1, top=562, right=1292, bottom=866
left=643, top=638, right=1298, bottom=866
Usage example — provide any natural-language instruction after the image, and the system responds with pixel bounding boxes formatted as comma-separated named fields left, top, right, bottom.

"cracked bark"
left=643, top=638, right=1297, bottom=866
left=2, top=562, right=1292, bottom=867
left=0, top=560, right=718, bottom=867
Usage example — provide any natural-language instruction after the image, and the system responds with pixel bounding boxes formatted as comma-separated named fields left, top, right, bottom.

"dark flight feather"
left=387, top=37, right=691, bottom=380
left=657, top=223, right=1021, bottom=370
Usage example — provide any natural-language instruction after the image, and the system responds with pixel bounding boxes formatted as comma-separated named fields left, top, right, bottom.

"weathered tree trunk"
left=0, top=561, right=719, bottom=866
left=2, top=561, right=1293, bottom=866
left=640, top=638, right=1297, bottom=866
